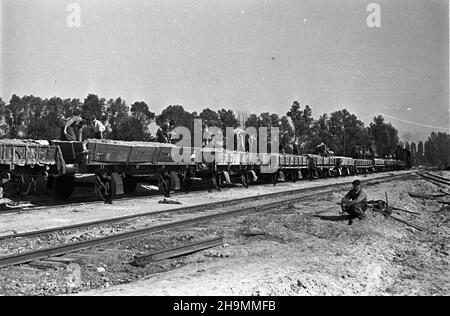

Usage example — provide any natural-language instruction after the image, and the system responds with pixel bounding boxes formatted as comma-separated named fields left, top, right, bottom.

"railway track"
left=0, top=171, right=417, bottom=268
left=0, top=170, right=417, bottom=215
left=0, top=181, right=216, bottom=215
left=422, top=172, right=450, bottom=186
left=0, top=171, right=417, bottom=240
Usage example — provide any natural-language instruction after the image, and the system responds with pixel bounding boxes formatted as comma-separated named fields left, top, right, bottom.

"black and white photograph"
left=0, top=0, right=449, bottom=298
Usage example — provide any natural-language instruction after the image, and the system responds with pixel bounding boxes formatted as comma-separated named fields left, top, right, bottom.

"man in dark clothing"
left=157, top=120, right=175, bottom=143
left=317, top=142, right=331, bottom=157
left=293, top=138, right=300, bottom=155
left=157, top=121, right=170, bottom=143
left=341, top=179, right=367, bottom=225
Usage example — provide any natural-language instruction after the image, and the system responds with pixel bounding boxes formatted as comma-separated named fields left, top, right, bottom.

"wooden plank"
left=28, top=260, right=67, bottom=269
left=133, top=237, right=223, bottom=266
left=44, top=257, right=80, bottom=264
left=409, top=192, right=446, bottom=199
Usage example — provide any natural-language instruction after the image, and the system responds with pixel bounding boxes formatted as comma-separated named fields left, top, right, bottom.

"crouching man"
left=341, top=179, right=367, bottom=225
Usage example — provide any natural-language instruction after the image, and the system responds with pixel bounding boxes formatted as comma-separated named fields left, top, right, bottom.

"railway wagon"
left=0, top=140, right=61, bottom=195
left=0, top=137, right=412, bottom=201
left=373, top=159, right=385, bottom=172
left=384, top=159, right=397, bottom=171
left=277, top=154, right=309, bottom=181
left=334, top=157, right=355, bottom=176
left=214, top=150, right=264, bottom=188
left=50, top=139, right=217, bottom=199
left=307, top=155, right=337, bottom=178
left=354, top=159, right=374, bottom=173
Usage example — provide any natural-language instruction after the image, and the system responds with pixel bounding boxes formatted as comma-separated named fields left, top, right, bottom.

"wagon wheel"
left=95, top=177, right=108, bottom=201
left=52, top=175, right=75, bottom=200
left=241, top=173, right=249, bottom=188
left=123, top=175, right=138, bottom=194
left=292, top=171, right=298, bottom=183
left=16, top=175, right=36, bottom=196
left=94, top=170, right=112, bottom=201
left=183, top=171, right=193, bottom=193
left=216, top=172, right=224, bottom=189
left=211, top=172, right=221, bottom=191
left=272, top=173, right=277, bottom=186
left=158, top=175, right=171, bottom=197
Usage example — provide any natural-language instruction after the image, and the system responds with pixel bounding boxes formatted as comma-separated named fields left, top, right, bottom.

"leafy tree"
left=286, top=101, right=314, bottom=140
left=417, top=141, right=425, bottom=162
left=332, top=110, right=371, bottom=156
left=44, top=97, right=66, bottom=140
left=82, top=94, right=106, bottom=121
left=199, top=108, right=221, bottom=127
left=309, top=109, right=371, bottom=156
left=131, top=101, right=154, bottom=122
left=244, top=114, right=259, bottom=129
left=5, top=95, right=27, bottom=138
left=424, top=132, right=450, bottom=168
left=369, top=115, right=399, bottom=157
left=0, top=98, right=6, bottom=138
left=278, top=115, right=294, bottom=152
left=410, top=142, right=417, bottom=165
left=22, top=95, right=46, bottom=139
left=217, top=109, right=239, bottom=130
left=310, top=113, right=333, bottom=150
left=106, top=98, right=130, bottom=140
left=157, top=105, right=194, bottom=131
left=405, top=141, right=410, bottom=152
left=62, top=98, right=83, bottom=117
left=118, top=116, right=147, bottom=141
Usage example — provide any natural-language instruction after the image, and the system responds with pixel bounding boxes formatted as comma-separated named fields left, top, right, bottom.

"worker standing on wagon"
left=92, top=116, right=106, bottom=139
left=293, top=138, right=300, bottom=155
left=341, top=179, right=367, bottom=225
left=147, top=118, right=159, bottom=142
left=157, top=119, right=174, bottom=143
left=63, top=116, right=85, bottom=141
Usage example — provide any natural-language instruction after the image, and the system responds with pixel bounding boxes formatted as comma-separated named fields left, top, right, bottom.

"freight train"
left=0, top=139, right=410, bottom=201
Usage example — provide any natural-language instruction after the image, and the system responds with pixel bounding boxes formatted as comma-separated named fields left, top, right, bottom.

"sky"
left=1, top=0, right=449, bottom=142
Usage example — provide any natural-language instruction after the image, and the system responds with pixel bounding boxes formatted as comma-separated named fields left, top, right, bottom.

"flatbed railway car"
left=278, top=154, right=309, bottom=181
left=51, top=139, right=218, bottom=199
left=306, top=155, right=337, bottom=178
left=0, top=137, right=411, bottom=201
left=0, top=140, right=61, bottom=195
left=373, top=159, right=385, bottom=172
left=354, top=159, right=374, bottom=173
left=334, top=156, right=355, bottom=176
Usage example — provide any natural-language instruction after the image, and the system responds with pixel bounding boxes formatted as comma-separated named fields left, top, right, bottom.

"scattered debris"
left=158, top=198, right=182, bottom=205
left=409, top=192, right=446, bottom=199
left=368, top=200, right=425, bottom=231
left=133, top=237, right=223, bottom=267
left=28, top=260, right=67, bottom=270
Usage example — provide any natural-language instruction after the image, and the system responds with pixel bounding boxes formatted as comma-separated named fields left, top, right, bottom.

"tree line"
left=0, top=94, right=448, bottom=164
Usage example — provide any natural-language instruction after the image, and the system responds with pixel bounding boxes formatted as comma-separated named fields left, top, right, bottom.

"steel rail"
left=0, top=172, right=416, bottom=240
left=0, top=170, right=417, bottom=215
left=423, top=173, right=450, bottom=185
left=419, top=174, right=450, bottom=188
left=0, top=172, right=416, bottom=268
left=424, top=172, right=450, bottom=182
left=0, top=185, right=212, bottom=215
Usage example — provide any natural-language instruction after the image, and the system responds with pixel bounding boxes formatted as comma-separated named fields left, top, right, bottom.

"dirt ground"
left=0, top=171, right=448, bottom=296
